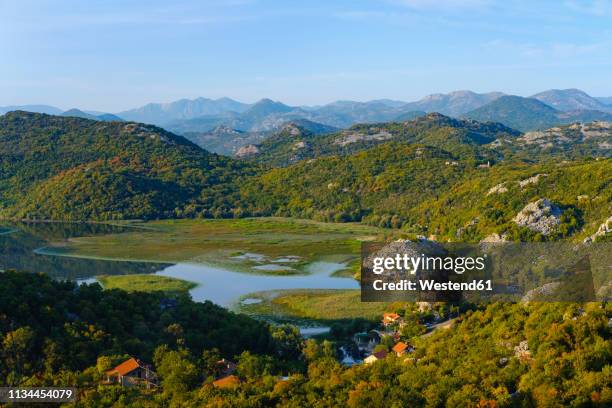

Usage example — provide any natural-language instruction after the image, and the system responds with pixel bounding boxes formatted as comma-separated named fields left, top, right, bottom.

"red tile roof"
left=392, top=342, right=409, bottom=354
left=213, top=375, right=241, bottom=388
left=106, top=357, right=141, bottom=376
left=383, top=312, right=400, bottom=321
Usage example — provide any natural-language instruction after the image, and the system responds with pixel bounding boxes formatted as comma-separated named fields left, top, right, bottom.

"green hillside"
left=241, top=142, right=611, bottom=242
left=245, top=113, right=519, bottom=167
left=1, top=111, right=610, bottom=238
left=0, top=111, right=249, bottom=220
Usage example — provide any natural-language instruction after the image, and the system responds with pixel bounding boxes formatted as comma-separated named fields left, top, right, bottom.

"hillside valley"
left=1, top=110, right=609, bottom=245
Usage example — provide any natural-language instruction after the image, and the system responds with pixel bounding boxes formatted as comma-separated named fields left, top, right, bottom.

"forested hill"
left=240, top=113, right=521, bottom=167
left=1, top=111, right=610, bottom=232
left=0, top=111, right=250, bottom=221
left=241, top=143, right=611, bottom=242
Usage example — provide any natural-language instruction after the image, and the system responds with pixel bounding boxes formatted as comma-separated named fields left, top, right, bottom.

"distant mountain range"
left=163, top=99, right=427, bottom=134
left=399, top=90, right=505, bottom=117
left=465, top=95, right=612, bottom=131
left=530, top=89, right=611, bottom=112
left=61, top=108, right=124, bottom=122
left=182, top=118, right=338, bottom=155
left=597, top=96, right=612, bottom=106
left=0, top=105, right=63, bottom=115
left=0, top=105, right=123, bottom=122
left=118, top=97, right=250, bottom=125
left=3, top=88, right=612, bottom=134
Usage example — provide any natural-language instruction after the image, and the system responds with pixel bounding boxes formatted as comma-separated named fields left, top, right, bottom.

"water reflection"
left=0, top=222, right=358, bottom=308
left=0, top=222, right=169, bottom=280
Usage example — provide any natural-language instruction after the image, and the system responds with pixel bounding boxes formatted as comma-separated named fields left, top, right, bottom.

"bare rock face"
left=480, top=233, right=509, bottom=243
left=292, top=141, right=306, bottom=150
left=518, top=173, right=547, bottom=188
left=584, top=216, right=612, bottom=243
left=333, top=128, right=393, bottom=146
left=487, top=183, right=508, bottom=195
left=519, top=122, right=612, bottom=149
left=282, top=123, right=303, bottom=136
left=521, top=282, right=561, bottom=303
left=513, top=198, right=562, bottom=235
left=235, top=144, right=260, bottom=158
left=514, top=340, right=531, bottom=360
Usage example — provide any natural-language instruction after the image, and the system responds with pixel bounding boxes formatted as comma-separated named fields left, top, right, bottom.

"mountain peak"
left=530, top=89, right=609, bottom=112
left=246, top=99, right=293, bottom=116
left=61, top=109, right=98, bottom=120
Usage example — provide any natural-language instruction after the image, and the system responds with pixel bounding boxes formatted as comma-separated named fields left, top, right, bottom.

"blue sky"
left=1, top=0, right=611, bottom=111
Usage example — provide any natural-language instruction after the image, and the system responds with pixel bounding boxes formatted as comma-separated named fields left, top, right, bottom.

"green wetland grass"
left=239, top=289, right=391, bottom=321
left=40, top=217, right=385, bottom=275
left=97, top=274, right=196, bottom=293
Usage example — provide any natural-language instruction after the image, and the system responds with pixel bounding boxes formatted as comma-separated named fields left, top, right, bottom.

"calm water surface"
left=0, top=222, right=358, bottom=308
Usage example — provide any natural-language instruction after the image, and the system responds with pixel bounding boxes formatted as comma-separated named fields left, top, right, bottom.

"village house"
left=382, top=312, right=401, bottom=327
left=364, top=350, right=388, bottom=365
left=105, top=357, right=158, bottom=388
left=213, top=375, right=241, bottom=389
left=392, top=342, right=411, bottom=357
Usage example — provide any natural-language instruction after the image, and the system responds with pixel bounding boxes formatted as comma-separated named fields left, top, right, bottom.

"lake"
left=0, top=222, right=358, bottom=308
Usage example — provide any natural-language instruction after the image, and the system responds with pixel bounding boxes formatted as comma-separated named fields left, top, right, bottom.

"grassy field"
left=239, top=289, right=391, bottom=321
left=41, top=218, right=388, bottom=275
left=98, top=274, right=196, bottom=293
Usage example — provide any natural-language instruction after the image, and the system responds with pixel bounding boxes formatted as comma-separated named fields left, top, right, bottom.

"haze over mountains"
left=3, top=89, right=612, bottom=154
left=465, top=95, right=612, bottom=132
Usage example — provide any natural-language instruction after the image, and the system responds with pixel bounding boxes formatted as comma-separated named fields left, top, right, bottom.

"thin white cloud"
left=484, top=39, right=605, bottom=59
left=565, top=0, right=612, bottom=16
left=387, top=0, right=491, bottom=11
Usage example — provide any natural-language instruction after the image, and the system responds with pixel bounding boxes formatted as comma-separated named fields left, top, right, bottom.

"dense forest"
left=0, top=111, right=253, bottom=220
left=241, top=150, right=610, bottom=242
left=0, top=272, right=609, bottom=407
left=1, top=111, right=610, bottom=245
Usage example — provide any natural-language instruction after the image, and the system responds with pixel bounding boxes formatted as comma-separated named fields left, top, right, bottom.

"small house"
left=105, top=357, right=157, bottom=388
left=213, top=375, right=241, bottom=389
left=364, top=350, right=388, bottom=364
left=382, top=312, right=401, bottom=326
left=392, top=342, right=410, bottom=356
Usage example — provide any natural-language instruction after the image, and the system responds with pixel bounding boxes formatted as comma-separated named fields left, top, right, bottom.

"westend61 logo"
left=360, top=240, right=608, bottom=303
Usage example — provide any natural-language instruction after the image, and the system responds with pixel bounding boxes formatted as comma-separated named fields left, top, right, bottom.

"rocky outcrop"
left=518, top=173, right=547, bottom=188
left=333, top=129, right=393, bottom=146
left=281, top=123, right=303, bottom=136
left=513, top=199, right=562, bottom=235
left=480, top=233, right=509, bottom=243
left=487, top=183, right=508, bottom=195
left=519, top=122, right=611, bottom=148
left=292, top=141, right=307, bottom=150
left=521, top=282, right=561, bottom=303
left=584, top=216, right=612, bottom=243
left=514, top=340, right=531, bottom=360
left=235, top=144, right=259, bottom=158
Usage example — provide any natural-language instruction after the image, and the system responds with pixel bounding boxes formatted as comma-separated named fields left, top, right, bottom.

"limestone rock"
left=513, top=199, right=562, bottom=235
left=235, top=144, right=260, bottom=158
